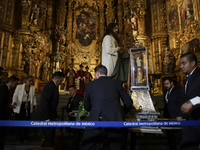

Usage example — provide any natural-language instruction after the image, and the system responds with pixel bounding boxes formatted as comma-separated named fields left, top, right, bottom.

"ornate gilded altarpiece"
left=1, top=0, right=200, bottom=94
left=166, top=0, right=200, bottom=88
left=0, top=0, right=150, bottom=92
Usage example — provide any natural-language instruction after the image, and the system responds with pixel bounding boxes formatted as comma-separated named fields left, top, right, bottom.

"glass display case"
left=129, top=42, right=160, bottom=122
left=130, top=46, right=149, bottom=90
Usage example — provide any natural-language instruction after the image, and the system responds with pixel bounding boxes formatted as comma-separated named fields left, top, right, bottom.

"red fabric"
left=85, top=71, right=93, bottom=85
left=76, top=70, right=85, bottom=95
left=65, top=68, right=75, bottom=90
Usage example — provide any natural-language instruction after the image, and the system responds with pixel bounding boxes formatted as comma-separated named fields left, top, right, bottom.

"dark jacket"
left=66, top=93, right=84, bottom=113
left=183, top=67, right=200, bottom=120
left=0, top=84, right=10, bottom=120
left=163, top=87, right=184, bottom=119
left=33, top=81, right=59, bottom=121
left=84, top=76, right=133, bottom=121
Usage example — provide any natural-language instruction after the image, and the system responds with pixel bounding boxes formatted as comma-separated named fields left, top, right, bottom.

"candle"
left=0, top=49, right=3, bottom=66
left=151, top=58, right=154, bottom=74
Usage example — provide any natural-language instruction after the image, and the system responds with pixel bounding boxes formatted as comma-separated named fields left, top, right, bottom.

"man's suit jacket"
left=0, top=84, right=9, bottom=120
left=66, top=93, right=84, bottom=114
left=164, top=87, right=184, bottom=119
left=85, top=76, right=133, bottom=121
left=33, top=81, right=59, bottom=121
left=183, top=67, right=200, bottom=120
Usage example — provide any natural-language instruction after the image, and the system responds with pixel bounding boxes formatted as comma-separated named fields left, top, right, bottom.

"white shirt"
left=165, top=86, right=174, bottom=103
left=101, top=35, right=118, bottom=76
left=22, top=90, right=30, bottom=102
left=52, top=80, right=57, bottom=86
left=186, top=67, right=200, bottom=105
left=185, top=67, right=196, bottom=94
left=6, top=84, right=10, bottom=90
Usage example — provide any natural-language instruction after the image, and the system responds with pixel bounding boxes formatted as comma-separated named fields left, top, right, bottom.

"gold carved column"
left=12, top=34, right=21, bottom=69
left=20, top=0, right=30, bottom=30
left=138, top=0, right=146, bottom=36
left=150, top=0, right=168, bottom=95
left=46, top=0, right=53, bottom=30
left=105, top=0, right=115, bottom=25
left=57, top=0, right=67, bottom=28
left=117, top=0, right=123, bottom=33
left=0, top=0, right=5, bottom=21
left=99, top=1, right=105, bottom=40
left=66, top=0, right=73, bottom=65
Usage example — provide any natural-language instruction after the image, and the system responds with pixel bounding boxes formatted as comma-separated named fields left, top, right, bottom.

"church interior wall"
left=0, top=0, right=199, bottom=94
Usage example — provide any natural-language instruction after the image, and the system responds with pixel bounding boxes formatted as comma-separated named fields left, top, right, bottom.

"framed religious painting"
left=74, top=8, right=97, bottom=48
left=180, top=0, right=194, bottom=29
left=169, top=6, right=179, bottom=31
left=181, top=38, right=200, bottom=54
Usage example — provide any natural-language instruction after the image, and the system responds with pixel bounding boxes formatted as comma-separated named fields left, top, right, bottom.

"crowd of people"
left=65, top=64, right=92, bottom=95
left=0, top=22, right=200, bottom=150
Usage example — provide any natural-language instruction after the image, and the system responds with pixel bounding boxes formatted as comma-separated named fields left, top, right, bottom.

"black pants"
left=0, top=127, right=6, bottom=150
left=72, top=128, right=84, bottom=150
left=15, top=102, right=30, bottom=142
left=80, top=127, right=127, bottom=150
left=41, top=127, right=56, bottom=147
left=181, top=126, right=200, bottom=150
left=166, top=129, right=182, bottom=150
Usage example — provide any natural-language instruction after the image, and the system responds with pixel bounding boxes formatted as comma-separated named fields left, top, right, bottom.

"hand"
left=12, top=102, right=17, bottom=108
left=69, top=112, right=75, bottom=118
left=181, top=101, right=193, bottom=113
left=117, top=46, right=120, bottom=51
left=124, top=112, right=131, bottom=118
left=33, top=105, right=37, bottom=110
left=176, top=116, right=183, bottom=121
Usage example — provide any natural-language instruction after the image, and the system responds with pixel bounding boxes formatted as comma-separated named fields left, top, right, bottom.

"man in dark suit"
left=66, top=85, right=84, bottom=150
left=33, top=71, right=64, bottom=147
left=0, top=76, right=19, bottom=150
left=66, top=85, right=84, bottom=119
left=179, top=52, right=200, bottom=150
left=163, top=76, right=184, bottom=150
left=80, top=65, right=133, bottom=150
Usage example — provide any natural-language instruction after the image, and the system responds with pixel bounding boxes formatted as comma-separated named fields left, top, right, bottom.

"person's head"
left=85, top=66, right=89, bottom=71
left=25, top=75, right=33, bottom=86
left=68, top=85, right=77, bottom=96
left=94, top=65, right=107, bottom=79
left=79, top=64, right=83, bottom=70
left=163, top=76, right=174, bottom=90
left=69, top=64, right=73, bottom=68
left=180, top=52, right=197, bottom=75
left=7, top=76, right=19, bottom=89
left=103, top=23, right=119, bottom=41
left=52, top=71, right=64, bottom=86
